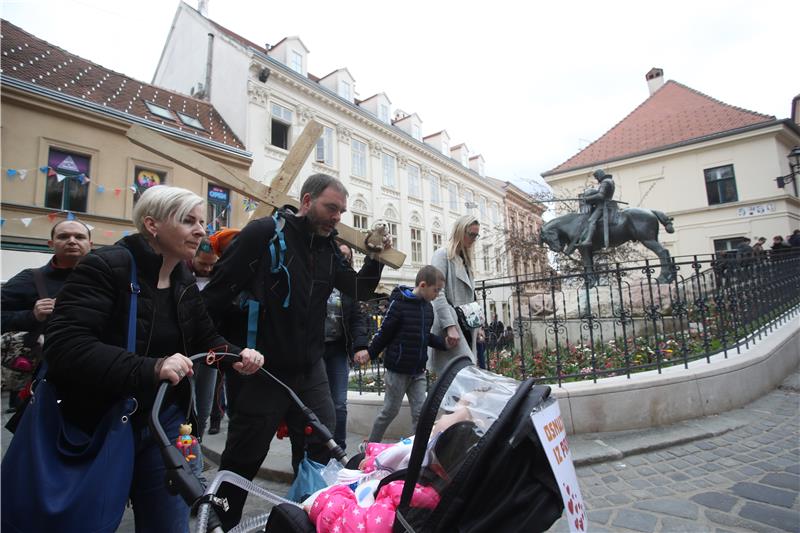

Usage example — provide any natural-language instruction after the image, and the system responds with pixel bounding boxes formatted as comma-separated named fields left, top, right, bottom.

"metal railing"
left=350, top=249, right=800, bottom=393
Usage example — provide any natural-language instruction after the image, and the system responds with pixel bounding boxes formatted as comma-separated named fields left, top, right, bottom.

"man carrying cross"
left=202, top=173, right=390, bottom=529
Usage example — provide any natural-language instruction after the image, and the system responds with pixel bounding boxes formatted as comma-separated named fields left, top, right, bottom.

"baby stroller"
left=156, top=355, right=565, bottom=532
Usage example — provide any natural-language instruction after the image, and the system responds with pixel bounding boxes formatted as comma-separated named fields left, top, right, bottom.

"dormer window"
left=412, top=123, right=421, bottom=141
left=379, top=103, right=390, bottom=123
left=145, top=101, right=176, bottom=122
left=442, top=140, right=449, bottom=156
left=290, top=50, right=303, bottom=74
left=461, top=152, right=469, bottom=167
left=338, top=79, right=352, bottom=101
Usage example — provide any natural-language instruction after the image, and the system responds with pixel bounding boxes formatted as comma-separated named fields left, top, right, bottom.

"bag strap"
left=125, top=249, right=140, bottom=352
left=32, top=267, right=48, bottom=299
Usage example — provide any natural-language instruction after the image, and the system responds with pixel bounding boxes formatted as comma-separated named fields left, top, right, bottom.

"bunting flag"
left=1, top=218, right=6, bottom=227
left=20, top=218, right=32, bottom=227
left=56, top=174, right=67, bottom=183
left=66, top=212, right=76, bottom=221
left=47, top=213, right=57, bottom=222
left=6, top=169, right=18, bottom=178
left=97, top=185, right=105, bottom=193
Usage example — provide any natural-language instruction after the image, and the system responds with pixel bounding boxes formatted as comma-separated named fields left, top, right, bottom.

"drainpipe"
left=204, top=33, right=214, bottom=101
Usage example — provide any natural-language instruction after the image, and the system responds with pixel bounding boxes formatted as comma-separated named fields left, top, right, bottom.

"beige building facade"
left=0, top=21, right=252, bottom=280
left=542, top=69, right=800, bottom=260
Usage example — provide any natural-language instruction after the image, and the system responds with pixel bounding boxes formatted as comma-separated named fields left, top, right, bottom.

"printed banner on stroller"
left=532, top=400, right=587, bottom=533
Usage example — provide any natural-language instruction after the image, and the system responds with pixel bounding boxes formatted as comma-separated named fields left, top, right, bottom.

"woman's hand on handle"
left=445, top=325, right=460, bottom=349
left=234, top=348, right=264, bottom=375
left=157, top=353, right=194, bottom=385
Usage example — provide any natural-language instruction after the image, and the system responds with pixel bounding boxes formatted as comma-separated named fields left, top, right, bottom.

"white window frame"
left=430, top=174, right=441, bottom=205
left=411, top=227, right=423, bottom=263
left=483, top=245, right=491, bottom=272
left=479, top=196, right=487, bottom=220
left=382, top=152, right=397, bottom=189
left=432, top=232, right=443, bottom=252
left=352, top=213, right=368, bottom=230
left=408, top=163, right=421, bottom=198
left=412, top=123, right=421, bottom=140
left=379, top=104, right=390, bottom=123
left=315, top=126, right=334, bottom=166
left=351, top=139, right=367, bottom=177
left=290, top=50, right=303, bottom=74
left=448, top=181, right=458, bottom=211
left=339, top=79, right=352, bottom=100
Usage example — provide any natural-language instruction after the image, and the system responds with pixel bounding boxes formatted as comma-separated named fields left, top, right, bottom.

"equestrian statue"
left=539, top=169, right=676, bottom=285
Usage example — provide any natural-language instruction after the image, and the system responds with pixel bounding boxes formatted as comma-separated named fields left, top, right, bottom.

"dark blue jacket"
left=367, top=286, right=447, bottom=375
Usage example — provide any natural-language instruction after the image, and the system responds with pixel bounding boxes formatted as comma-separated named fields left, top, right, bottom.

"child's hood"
left=391, top=285, right=419, bottom=302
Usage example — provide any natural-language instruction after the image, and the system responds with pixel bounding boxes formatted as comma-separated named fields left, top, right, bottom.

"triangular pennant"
left=97, top=185, right=106, bottom=193
left=129, top=186, right=137, bottom=193
left=18, top=169, right=28, bottom=180
left=39, top=166, right=49, bottom=173
left=57, top=174, right=67, bottom=183
left=114, top=188, right=121, bottom=197
left=103, top=230, right=114, bottom=237
left=57, top=155, right=80, bottom=172
left=0, top=218, right=5, bottom=227
left=122, top=230, right=130, bottom=237
left=47, top=213, right=58, bottom=222
left=20, top=218, right=32, bottom=227
left=82, top=175, right=91, bottom=184
left=66, top=212, right=76, bottom=221
left=47, top=169, right=56, bottom=178
left=6, top=169, right=18, bottom=177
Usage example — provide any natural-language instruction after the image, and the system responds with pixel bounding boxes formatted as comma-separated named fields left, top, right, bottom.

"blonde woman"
left=429, top=215, right=481, bottom=375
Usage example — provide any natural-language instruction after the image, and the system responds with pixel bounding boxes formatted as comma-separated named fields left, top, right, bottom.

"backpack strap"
left=268, top=212, right=290, bottom=308
left=32, top=267, right=48, bottom=299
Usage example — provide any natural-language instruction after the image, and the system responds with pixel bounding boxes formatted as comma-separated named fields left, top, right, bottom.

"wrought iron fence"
left=349, top=250, right=800, bottom=393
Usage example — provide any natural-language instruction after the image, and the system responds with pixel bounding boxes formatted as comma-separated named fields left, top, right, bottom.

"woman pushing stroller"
left=40, top=186, right=264, bottom=530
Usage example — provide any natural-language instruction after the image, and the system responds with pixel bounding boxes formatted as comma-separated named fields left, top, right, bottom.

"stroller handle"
left=149, top=351, right=347, bottom=523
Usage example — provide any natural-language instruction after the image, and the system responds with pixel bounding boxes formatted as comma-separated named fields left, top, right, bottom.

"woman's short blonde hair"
left=132, top=185, right=204, bottom=235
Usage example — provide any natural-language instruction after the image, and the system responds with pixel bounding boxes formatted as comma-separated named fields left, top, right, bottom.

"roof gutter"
left=0, top=75, right=253, bottom=160
left=541, top=119, right=800, bottom=178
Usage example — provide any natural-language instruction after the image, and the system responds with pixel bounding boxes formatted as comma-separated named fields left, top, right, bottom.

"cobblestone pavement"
left=550, top=377, right=800, bottom=533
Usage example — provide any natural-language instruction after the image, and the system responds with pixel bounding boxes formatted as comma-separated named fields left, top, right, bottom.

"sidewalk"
left=200, top=372, right=800, bottom=482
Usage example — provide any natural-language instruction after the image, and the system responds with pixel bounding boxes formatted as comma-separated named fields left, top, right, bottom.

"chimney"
left=646, top=68, right=664, bottom=95
left=198, top=0, right=209, bottom=16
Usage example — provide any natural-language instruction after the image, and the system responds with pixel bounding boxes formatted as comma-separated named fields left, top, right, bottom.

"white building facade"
left=153, top=3, right=507, bottom=286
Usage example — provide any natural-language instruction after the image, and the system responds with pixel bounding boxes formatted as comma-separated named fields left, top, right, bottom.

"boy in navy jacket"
left=356, top=265, right=448, bottom=441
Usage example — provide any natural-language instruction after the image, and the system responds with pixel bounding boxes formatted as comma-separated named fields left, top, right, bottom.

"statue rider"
left=578, top=169, right=615, bottom=248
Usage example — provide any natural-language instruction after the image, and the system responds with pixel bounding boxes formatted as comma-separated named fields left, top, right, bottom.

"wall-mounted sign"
left=737, top=203, right=775, bottom=217
left=208, top=185, right=229, bottom=204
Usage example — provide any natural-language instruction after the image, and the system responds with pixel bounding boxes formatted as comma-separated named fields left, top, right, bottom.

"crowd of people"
left=0, top=175, right=489, bottom=531
left=8, top=169, right=793, bottom=530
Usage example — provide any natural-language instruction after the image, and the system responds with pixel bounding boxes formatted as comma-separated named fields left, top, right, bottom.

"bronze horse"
left=539, top=208, right=675, bottom=284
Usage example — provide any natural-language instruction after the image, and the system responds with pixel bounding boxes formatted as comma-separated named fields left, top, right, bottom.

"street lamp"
left=776, top=146, right=800, bottom=196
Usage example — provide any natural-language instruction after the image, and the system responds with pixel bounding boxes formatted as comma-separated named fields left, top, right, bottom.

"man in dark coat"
left=202, top=174, right=389, bottom=529
left=1, top=220, right=91, bottom=412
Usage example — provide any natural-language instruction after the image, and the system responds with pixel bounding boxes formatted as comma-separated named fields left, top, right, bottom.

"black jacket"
left=367, top=286, right=447, bottom=375
left=44, top=234, right=237, bottom=431
left=326, top=291, right=370, bottom=357
left=1, top=260, right=73, bottom=334
left=202, top=209, right=383, bottom=373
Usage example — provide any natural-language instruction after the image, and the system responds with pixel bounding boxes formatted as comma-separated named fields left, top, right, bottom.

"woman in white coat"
left=429, top=215, right=481, bottom=375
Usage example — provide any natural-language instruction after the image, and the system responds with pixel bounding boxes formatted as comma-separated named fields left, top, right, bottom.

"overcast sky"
left=3, top=0, right=799, bottom=193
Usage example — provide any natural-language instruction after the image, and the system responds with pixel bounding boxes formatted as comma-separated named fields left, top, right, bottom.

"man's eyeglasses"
left=466, top=232, right=480, bottom=239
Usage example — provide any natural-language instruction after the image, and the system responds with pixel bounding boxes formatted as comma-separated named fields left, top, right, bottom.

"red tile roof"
left=544, top=80, right=775, bottom=175
left=0, top=19, right=246, bottom=151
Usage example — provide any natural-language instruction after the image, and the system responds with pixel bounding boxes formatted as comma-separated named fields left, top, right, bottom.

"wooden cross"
left=126, top=120, right=405, bottom=268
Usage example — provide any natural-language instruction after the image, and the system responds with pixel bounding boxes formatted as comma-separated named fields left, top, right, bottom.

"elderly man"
left=203, top=173, right=390, bottom=529
left=1, top=219, right=92, bottom=412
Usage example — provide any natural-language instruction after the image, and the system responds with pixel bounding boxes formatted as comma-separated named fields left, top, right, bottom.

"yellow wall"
left=1, top=88, right=252, bottom=248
